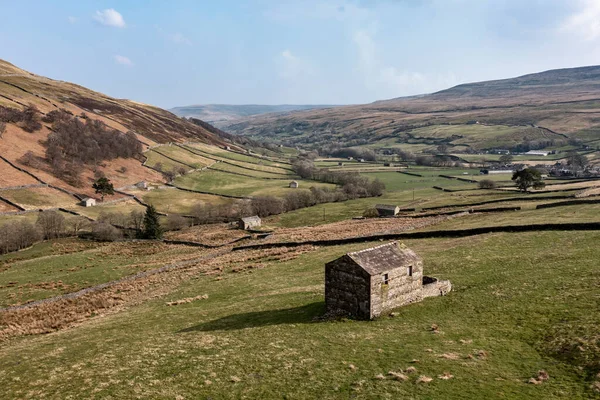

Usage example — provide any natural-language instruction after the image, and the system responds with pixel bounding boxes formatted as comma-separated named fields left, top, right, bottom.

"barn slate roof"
left=375, top=204, right=399, bottom=211
left=346, top=242, right=421, bottom=275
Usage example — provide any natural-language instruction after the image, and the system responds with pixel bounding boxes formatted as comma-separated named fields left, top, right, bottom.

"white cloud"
left=170, top=33, right=192, bottom=45
left=94, top=9, right=126, bottom=28
left=561, top=0, right=600, bottom=40
left=353, top=29, right=457, bottom=98
left=113, top=55, right=133, bottom=67
left=67, top=16, right=77, bottom=24
left=278, top=49, right=315, bottom=79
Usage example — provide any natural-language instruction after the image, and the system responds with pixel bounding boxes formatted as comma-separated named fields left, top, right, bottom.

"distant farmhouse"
left=325, top=242, right=451, bottom=319
left=81, top=197, right=96, bottom=207
left=135, top=181, right=150, bottom=190
left=239, top=216, right=261, bottom=230
left=375, top=204, right=400, bottom=216
left=525, top=150, right=549, bottom=156
left=479, top=169, right=514, bottom=175
left=289, top=180, right=299, bottom=188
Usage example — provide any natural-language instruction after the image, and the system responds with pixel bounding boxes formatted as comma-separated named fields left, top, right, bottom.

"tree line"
left=0, top=104, right=43, bottom=134
left=0, top=205, right=165, bottom=255
left=41, top=110, right=142, bottom=186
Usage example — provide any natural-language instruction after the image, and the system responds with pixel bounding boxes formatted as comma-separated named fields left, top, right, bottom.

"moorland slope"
left=0, top=59, right=228, bottom=197
left=170, top=104, right=337, bottom=126
left=223, top=66, right=600, bottom=152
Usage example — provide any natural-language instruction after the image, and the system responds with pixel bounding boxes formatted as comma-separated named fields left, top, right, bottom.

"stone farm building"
left=238, top=216, right=262, bottom=230
left=289, top=181, right=299, bottom=188
left=375, top=204, right=400, bottom=216
left=81, top=197, right=96, bottom=207
left=325, top=242, right=451, bottom=319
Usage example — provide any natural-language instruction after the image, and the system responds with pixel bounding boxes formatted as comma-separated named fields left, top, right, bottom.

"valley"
left=0, top=59, right=599, bottom=399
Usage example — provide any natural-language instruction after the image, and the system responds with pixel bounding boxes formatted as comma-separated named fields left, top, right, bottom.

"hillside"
left=0, top=59, right=228, bottom=197
left=222, top=66, right=600, bottom=154
left=170, top=104, right=337, bottom=126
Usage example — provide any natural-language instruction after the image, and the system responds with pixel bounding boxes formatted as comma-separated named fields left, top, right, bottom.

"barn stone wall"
left=422, top=278, right=452, bottom=298
left=325, top=256, right=371, bottom=319
left=370, top=260, right=424, bottom=318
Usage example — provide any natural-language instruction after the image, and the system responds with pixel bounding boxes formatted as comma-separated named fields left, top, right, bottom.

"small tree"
left=0, top=121, right=5, bottom=138
left=478, top=179, right=497, bottom=189
left=512, top=168, right=545, bottom=192
left=92, top=177, right=115, bottom=202
left=37, top=210, right=65, bottom=239
left=567, top=151, right=588, bottom=176
left=162, top=170, right=176, bottom=182
left=129, top=210, right=145, bottom=232
left=177, top=166, right=187, bottom=176
left=68, top=216, right=89, bottom=235
left=499, top=154, right=513, bottom=164
left=142, top=205, right=163, bottom=239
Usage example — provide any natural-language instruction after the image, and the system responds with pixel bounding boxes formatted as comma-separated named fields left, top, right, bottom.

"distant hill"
left=222, top=66, right=600, bottom=155
left=170, top=104, right=337, bottom=126
left=0, top=59, right=228, bottom=197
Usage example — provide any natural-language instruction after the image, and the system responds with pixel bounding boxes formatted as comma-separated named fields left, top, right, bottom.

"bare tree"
left=0, top=121, right=6, bottom=139
left=36, top=211, right=65, bottom=239
left=68, top=216, right=89, bottom=235
left=129, top=210, right=145, bottom=232
left=0, top=221, right=41, bottom=254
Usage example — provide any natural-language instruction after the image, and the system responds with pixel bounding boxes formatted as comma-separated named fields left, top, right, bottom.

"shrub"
left=177, top=166, right=188, bottom=176
left=20, top=105, right=42, bottom=133
left=478, top=179, right=497, bottom=189
left=165, top=214, right=190, bottom=231
left=91, top=222, right=122, bottom=241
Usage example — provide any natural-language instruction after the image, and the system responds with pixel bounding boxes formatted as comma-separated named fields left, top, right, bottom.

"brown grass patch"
left=0, top=245, right=315, bottom=340
left=166, top=294, right=208, bottom=306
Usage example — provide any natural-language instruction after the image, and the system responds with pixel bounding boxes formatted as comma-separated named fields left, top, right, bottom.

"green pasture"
left=175, top=170, right=334, bottom=198
left=0, top=240, right=198, bottom=307
left=1, top=231, right=599, bottom=398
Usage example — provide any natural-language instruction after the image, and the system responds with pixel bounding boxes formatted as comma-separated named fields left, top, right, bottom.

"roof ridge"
left=348, top=241, right=397, bottom=256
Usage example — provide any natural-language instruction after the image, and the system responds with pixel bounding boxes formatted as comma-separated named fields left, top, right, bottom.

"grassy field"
left=210, top=161, right=297, bottom=179
left=140, top=188, right=232, bottom=214
left=175, top=170, right=334, bottom=197
left=0, top=187, right=77, bottom=210
left=152, top=146, right=213, bottom=168
left=144, top=150, right=192, bottom=173
left=65, top=200, right=147, bottom=220
left=420, top=203, right=600, bottom=231
left=0, top=239, right=201, bottom=307
left=187, top=143, right=292, bottom=169
left=0, top=212, right=54, bottom=227
left=1, top=231, right=599, bottom=398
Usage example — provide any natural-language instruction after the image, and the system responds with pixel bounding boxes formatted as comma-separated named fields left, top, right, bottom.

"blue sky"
left=1, top=0, right=600, bottom=108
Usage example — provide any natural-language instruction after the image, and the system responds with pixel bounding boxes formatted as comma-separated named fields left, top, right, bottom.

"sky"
left=1, top=0, right=600, bottom=108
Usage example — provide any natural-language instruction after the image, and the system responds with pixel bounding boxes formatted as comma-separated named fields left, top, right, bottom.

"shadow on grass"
left=178, top=302, right=325, bottom=332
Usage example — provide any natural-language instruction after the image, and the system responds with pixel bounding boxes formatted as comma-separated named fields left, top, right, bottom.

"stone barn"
left=289, top=180, right=299, bottom=188
left=325, top=242, right=451, bottom=319
left=81, top=197, right=96, bottom=207
left=238, top=216, right=262, bottom=230
left=375, top=204, right=400, bottom=216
